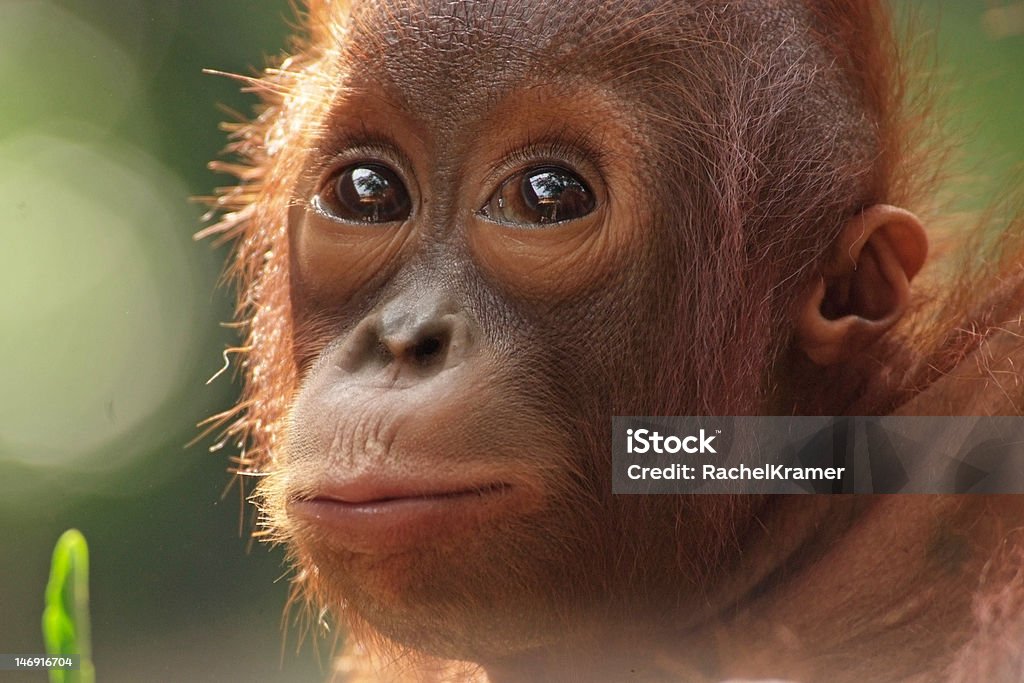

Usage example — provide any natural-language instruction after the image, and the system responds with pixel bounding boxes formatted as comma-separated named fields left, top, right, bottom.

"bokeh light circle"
left=0, top=131, right=200, bottom=466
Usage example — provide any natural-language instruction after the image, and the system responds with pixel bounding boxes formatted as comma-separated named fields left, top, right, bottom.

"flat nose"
left=337, top=297, right=474, bottom=380
left=377, top=306, right=455, bottom=369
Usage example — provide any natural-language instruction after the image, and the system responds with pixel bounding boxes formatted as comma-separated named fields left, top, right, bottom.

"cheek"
left=467, top=201, right=648, bottom=304
left=468, top=215, right=623, bottom=299
left=287, top=201, right=412, bottom=312
left=526, top=268, right=673, bottom=418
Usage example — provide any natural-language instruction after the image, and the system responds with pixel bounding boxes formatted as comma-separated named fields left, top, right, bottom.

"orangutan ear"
left=795, top=205, right=928, bottom=366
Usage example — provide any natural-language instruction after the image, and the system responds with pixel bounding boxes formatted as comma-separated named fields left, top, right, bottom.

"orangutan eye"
left=480, top=166, right=596, bottom=226
left=315, top=163, right=411, bottom=224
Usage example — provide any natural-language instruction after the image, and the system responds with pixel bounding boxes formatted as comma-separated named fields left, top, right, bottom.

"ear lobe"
left=796, top=205, right=928, bottom=366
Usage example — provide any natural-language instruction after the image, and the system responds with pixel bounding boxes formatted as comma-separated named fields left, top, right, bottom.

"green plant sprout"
left=42, top=529, right=95, bottom=683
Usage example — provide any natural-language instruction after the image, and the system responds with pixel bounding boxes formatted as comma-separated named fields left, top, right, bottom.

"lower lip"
left=288, top=485, right=514, bottom=552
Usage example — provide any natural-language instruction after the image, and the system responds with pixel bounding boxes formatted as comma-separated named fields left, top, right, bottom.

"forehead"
left=336, top=0, right=681, bottom=118
left=346, top=0, right=632, bottom=53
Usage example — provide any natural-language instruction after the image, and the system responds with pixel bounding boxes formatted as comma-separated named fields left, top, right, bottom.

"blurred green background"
left=0, top=1, right=1020, bottom=682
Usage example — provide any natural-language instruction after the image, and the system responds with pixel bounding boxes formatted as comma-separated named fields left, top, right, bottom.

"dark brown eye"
left=480, top=166, right=595, bottom=226
left=315, top=163, right=411, bottom=224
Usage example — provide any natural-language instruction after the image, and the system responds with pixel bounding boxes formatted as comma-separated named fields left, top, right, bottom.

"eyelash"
left=496, top=130, right=607, bottom=181
left=314, top=137, right=408, bottom=180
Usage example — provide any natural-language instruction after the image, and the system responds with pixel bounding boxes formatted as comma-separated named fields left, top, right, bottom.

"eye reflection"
left=481, top=166, right=595, bottom=226
left=316, top=163, right=411, bottom=224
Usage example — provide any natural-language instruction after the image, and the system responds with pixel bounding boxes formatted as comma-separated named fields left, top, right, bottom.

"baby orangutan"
left=201, top=1, right=1024, bottom=681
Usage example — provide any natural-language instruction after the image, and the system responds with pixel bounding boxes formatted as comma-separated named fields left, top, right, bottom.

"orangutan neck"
left=482, top=495, right=1024, bottom=683
left=709, top=495, right=1024, bottom=682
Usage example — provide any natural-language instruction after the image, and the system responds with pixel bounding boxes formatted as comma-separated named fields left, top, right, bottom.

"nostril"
left=340, top=309, right=466, bottom=376
left=375, top=339, right=394, bottom=364
left=411, top=335, right=446, bottom=365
